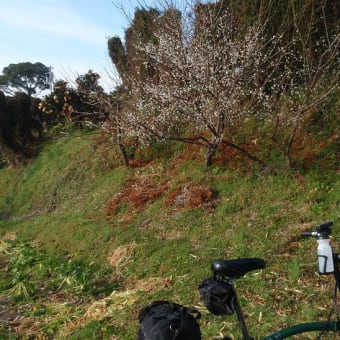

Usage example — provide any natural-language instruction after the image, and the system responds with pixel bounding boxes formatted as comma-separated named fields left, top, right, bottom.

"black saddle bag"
left=137, top=300, right=201, bottom=340
left=198, top=277, right=236, bottom=315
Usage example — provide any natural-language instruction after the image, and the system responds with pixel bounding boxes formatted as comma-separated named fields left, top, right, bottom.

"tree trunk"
left=118, top=144, right=129, bottom=167
left=205, top=143, right=218, bottom=167
left=116, top=121, right=129, bottom=167
left=284, top=126, right=298, bottom=169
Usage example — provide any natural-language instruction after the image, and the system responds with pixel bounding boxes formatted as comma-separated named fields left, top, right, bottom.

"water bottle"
left=317, top=237, right=334, bottom=274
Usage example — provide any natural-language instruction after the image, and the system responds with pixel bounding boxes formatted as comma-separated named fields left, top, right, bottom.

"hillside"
left=0, top=131, right=339, bottom=339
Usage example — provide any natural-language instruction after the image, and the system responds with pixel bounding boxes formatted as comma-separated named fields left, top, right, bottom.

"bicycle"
left=201, top=221, right=340, bottom=339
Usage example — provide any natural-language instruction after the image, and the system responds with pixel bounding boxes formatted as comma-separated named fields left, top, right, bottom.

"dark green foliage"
left=108, top=36, right=128, bottom=83
left=75, top=70, right=103, bottom=95
left=0, top=62, right=51, bottom=96
left=125, top=8, right=160, bottom=47
left=0, top=92, right=44, bottom=164
left=228, top=0, right=339, bottom=66
left=0, top=91, right=7, bottom=143
left=108, top=8, right=160, bottom=89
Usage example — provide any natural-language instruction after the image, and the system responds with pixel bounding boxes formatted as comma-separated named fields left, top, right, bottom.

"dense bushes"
left=0, top=92, right=45, bottom=165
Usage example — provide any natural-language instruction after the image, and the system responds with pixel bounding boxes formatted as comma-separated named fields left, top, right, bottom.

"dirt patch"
left=0, top=297, right=21, bottom=324
left=166, top=184, right=217, bottom=210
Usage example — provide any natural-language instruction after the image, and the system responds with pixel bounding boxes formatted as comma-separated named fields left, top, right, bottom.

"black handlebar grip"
left=301, top=231, right=315, bottom=237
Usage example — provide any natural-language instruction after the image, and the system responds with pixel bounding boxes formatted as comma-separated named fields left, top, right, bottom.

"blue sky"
left=0, top=0, right=154, bottom=92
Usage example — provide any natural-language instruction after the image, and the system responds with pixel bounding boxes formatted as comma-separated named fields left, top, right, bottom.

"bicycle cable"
left=316, top=283, right=340, bottom=339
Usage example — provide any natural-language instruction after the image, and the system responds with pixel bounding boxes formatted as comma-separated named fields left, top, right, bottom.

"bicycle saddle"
left=211, top=258, right=266, bottom=278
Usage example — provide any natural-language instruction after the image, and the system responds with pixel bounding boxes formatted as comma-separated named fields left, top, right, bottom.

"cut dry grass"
left=107, top=242, right=137, bottom=277
left=58, top=275, right=173, bottom=339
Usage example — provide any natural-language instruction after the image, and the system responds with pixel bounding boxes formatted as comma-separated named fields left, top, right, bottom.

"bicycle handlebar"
left=300, top=221, right=333, bottom=238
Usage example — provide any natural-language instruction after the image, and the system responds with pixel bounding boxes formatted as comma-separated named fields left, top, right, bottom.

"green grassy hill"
left=0, top=131, right=339, bottom=339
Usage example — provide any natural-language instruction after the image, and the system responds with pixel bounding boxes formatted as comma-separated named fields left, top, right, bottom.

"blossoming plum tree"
left=123, top=4, right=280, bottom=166
left=107, top=0, right=339, bottom=168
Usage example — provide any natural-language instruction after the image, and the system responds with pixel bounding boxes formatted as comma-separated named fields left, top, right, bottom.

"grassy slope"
left=0, top=131, right=339, bottom=339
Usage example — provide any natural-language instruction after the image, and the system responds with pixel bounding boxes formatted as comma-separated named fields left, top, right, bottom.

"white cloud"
left=0, top=0, right=112, bottom=47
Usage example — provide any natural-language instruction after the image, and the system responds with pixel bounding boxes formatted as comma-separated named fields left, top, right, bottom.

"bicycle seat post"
left=230, top=284, right=253, bottom=340
left=209, top=258, right=265, bottom=340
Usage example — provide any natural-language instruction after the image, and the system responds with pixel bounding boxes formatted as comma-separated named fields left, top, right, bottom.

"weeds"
left=1, top=240, right=118, bottom=301
left=0, top=240, right=119, bottom=337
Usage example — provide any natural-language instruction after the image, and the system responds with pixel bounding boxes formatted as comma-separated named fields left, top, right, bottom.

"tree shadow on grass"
left=0, top=210, right=11, bottom=221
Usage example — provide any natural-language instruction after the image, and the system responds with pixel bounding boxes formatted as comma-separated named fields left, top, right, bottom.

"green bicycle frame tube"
left=262, top=320, right=340, bottom=339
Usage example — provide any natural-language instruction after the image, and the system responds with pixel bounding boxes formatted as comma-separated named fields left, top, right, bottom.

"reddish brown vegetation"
left=106, top=170, right=218, bottom=220
left=106, top=177, right=169, bottom=218
left=166, top=184, right=217, bottom=210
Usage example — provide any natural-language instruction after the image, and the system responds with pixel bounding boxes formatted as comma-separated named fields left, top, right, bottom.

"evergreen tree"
left=0, top=62, right=51, bottom=96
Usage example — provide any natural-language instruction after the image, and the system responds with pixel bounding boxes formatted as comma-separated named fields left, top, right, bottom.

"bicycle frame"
left=262, top=250, right=340, bottom=339
left=225, top=285, right=340, bottom=340
left=224, top=283, right=340, bottom=340
left=262, top=320, right=340, bottom=339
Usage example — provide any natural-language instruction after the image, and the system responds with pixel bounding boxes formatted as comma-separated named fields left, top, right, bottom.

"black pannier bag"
left=198, top=277, right=236, bottom=315
left=137, top=300, right=201, bottom=340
